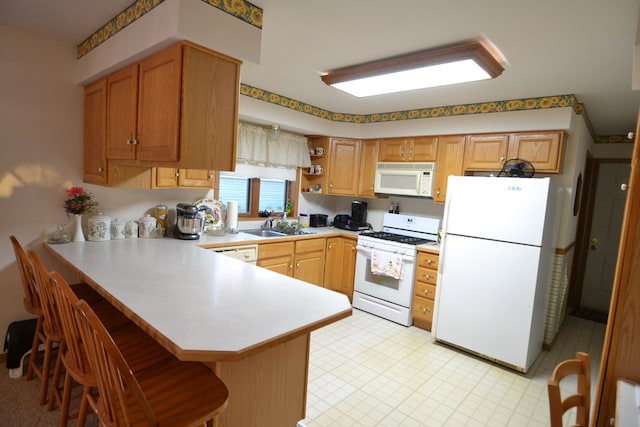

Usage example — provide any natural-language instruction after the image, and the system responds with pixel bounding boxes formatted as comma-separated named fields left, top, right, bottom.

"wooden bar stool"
left=32, top=255, right=174, bottom=426
left=71, top=283, right=229, bottom=426
left=547, top=351, right=591, bottom=427
left=10, top=235, right=103, bottom=406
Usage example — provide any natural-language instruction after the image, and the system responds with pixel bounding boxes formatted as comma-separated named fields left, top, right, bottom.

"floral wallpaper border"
left=240, top=84, right=626, bottom=144
left=76, top=0, right=263, bottom=59
left=75, top=1, right=622, bottom=143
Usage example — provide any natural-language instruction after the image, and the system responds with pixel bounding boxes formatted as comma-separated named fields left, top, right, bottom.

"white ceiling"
left=2, top=0, right=639, bottom=139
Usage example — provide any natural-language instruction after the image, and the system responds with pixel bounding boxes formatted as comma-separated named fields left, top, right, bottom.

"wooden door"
left=106, top=64, right=138, bottom=160
left=509, top=132, right=564, bottom=172
left=324, top=237, right=356, bottom=299
left=407, top=136, right=437, bottom=161
left=258, top=255, right=293, bottom=276
left=136, top=43, right=182, bottom=162
left=293, top=239, right=326, bottom=286
left=378, top=138, right=407, bottom=161
left=180, top=44, right=241, bottom=171
left=580, top=161, right=630, bottom=312
left=358, top=139, right=379, bottom=197
left=178, top=169, right=216, bottom=188
left=592, top=117, right=640, bottom=425
left=327, top=138, right=360, bottom=195
left=463, top=134, right=509, bottom=171
left=155, top=168, right=178, bottom=188
left=433, top=135, right=465, bottom=204
left=83, top=79, right=107, bottom=185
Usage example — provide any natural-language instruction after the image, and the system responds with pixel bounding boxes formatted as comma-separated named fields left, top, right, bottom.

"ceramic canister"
left=87, top=213, right=111, bottom=241
left=138, top=214, right=157, bottom=238
left=125, top=220, right=138, bottom=238
left=110, top=218, right=126, bottom=240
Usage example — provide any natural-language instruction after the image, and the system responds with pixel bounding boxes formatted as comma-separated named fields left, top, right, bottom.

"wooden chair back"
left=48, top=271, right=95, bottom=384
left=547, top=351, right=591, bottom=427
left=72, top=297, right=158, bottom=426
left=29, top=250, right=65, bottom=341
left=10, top=236, right=40, bottom=314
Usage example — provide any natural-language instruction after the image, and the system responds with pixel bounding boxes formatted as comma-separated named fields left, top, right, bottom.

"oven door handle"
left=356, top=245, right=415, bottom=262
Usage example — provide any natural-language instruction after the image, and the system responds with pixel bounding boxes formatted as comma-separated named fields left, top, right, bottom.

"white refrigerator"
left=433, top=176, right=558, bottom=372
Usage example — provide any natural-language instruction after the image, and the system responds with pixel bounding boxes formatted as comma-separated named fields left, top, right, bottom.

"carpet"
left=570, top=306, right=609, bottom=324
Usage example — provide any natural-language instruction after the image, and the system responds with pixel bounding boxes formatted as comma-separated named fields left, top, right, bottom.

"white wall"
left=0, top=24, right=210, bottom=349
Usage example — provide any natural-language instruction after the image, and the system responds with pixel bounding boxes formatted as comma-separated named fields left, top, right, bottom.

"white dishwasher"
left=209, top=244, right=258, bottom=265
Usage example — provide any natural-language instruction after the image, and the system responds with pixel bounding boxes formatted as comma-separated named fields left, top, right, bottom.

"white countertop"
left=45, top=238, right=352, bottom=361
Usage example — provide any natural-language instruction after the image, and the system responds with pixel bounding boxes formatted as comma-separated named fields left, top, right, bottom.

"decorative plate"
left=194, top=198, right=226, bottom=229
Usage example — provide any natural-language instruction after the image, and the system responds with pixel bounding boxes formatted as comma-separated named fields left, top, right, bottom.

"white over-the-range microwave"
left=373, top=162, right=435, bottom=197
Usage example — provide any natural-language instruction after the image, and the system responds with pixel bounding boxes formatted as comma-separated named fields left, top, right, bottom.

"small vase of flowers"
left=64, top=187, right=98, bottom=242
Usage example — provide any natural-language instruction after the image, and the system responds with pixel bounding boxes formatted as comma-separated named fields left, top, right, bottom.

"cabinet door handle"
left=423, top=288, right=431, bottom=295
left=420, top=306, right=431, bottom=314
left=98, top=167, right=103, bottom=172
left=295, top=262, right=300, bottom=270
left=288, top=263, right=293, bottom=270
left=426, top=259, right=433, bottom=265
left=424, top=274, right=431, bottom=280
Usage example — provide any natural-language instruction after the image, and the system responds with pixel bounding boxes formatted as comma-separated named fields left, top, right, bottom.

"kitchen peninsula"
left=44, top=238, right=352, bottom=427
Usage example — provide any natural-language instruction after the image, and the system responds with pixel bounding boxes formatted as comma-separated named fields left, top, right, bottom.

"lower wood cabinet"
left=412, top=249, right=439, bottom=331
left=257, top=238, right=326, bottom=286
left=324, top=236, right=357, bottom=300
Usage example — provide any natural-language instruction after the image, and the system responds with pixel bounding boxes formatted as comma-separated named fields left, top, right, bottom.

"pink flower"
left=64, top=187, right=98, bottom=215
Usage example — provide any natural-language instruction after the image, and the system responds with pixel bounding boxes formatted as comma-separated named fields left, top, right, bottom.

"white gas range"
left=353, top=213, right=440, bottom=326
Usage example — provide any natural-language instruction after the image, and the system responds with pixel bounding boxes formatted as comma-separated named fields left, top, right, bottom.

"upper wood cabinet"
left=101, top=41, right=240, bottom=170
left=462, top=134, right=510, bottom=171
left=154, top=168, right=218, bottom=189
left=358, top=139, right=379, bottom=198
left=83, top=79, right=108, bottom=185
left=433, top=135, right=466, bottom=204
left=379, top=136, right=437, bottom=162
left=327, top=138, right=361, bottom=195
left=463, top=131, right=565, bottom=173
left=509, top=132, right=564, bottom=172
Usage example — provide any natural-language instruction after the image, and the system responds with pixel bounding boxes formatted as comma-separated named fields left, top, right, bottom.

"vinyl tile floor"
left=298, top=309, right=605, bottom=427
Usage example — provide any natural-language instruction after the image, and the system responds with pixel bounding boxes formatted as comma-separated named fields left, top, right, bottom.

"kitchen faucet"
left=262, top=218, right=273, bottom=229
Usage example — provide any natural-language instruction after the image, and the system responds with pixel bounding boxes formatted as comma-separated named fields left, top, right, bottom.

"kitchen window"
left=219, top=175, right=293, bottom=217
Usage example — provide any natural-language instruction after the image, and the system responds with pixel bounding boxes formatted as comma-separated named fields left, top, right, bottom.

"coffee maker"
left=174, top=203, right=204, bottom=240
left=334, top=201, right=370, bottom=231
left=350, top=200, right=369, bottom=230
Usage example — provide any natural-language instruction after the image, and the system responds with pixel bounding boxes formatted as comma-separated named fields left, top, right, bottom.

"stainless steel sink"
left=242, top=229, right=287, bottom=238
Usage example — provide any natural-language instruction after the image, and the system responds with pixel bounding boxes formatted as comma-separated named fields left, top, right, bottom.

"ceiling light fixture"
left=321, top=41, right=504, bottom=97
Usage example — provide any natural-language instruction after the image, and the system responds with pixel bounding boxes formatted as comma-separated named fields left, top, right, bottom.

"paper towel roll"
left=227, top=201, right=238, bottom=232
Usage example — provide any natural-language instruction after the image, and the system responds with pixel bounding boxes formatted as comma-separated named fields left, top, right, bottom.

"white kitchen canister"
left=110, top=218, right=126, bottom=240
left=125, top=220, right=138, bottom=238
left=138, top=214, right=157, bottom=238
left=87, top=213, right=112, bottom=241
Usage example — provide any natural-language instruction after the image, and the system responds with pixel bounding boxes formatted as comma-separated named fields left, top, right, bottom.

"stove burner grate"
left=359, top=231, right=432, bottom=246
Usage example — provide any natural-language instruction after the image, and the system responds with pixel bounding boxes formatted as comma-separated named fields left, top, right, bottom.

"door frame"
left=567, top=156, right=630, bottom=310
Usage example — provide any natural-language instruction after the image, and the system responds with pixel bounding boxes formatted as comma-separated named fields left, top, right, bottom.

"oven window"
left=363, top=258, right=402, bottom=290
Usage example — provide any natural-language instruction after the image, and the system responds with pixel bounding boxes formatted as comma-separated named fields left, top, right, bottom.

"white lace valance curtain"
left=234, top=123, right=311, bottom=181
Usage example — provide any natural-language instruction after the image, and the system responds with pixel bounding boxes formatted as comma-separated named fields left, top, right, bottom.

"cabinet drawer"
left=417, top=251, right=439, bottom=269
left=415, top=266, right=437, bottom=286
left=412, top=296, right=435, bottom=323
left=296, top=238, right=325, bottom=253
left=258, top=241, right=294, bottom=259
left=414, top=282, right=436, bottom=300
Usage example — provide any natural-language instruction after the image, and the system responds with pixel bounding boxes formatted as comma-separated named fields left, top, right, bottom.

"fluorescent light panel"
left=322, top=41, right=504, bottom=97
